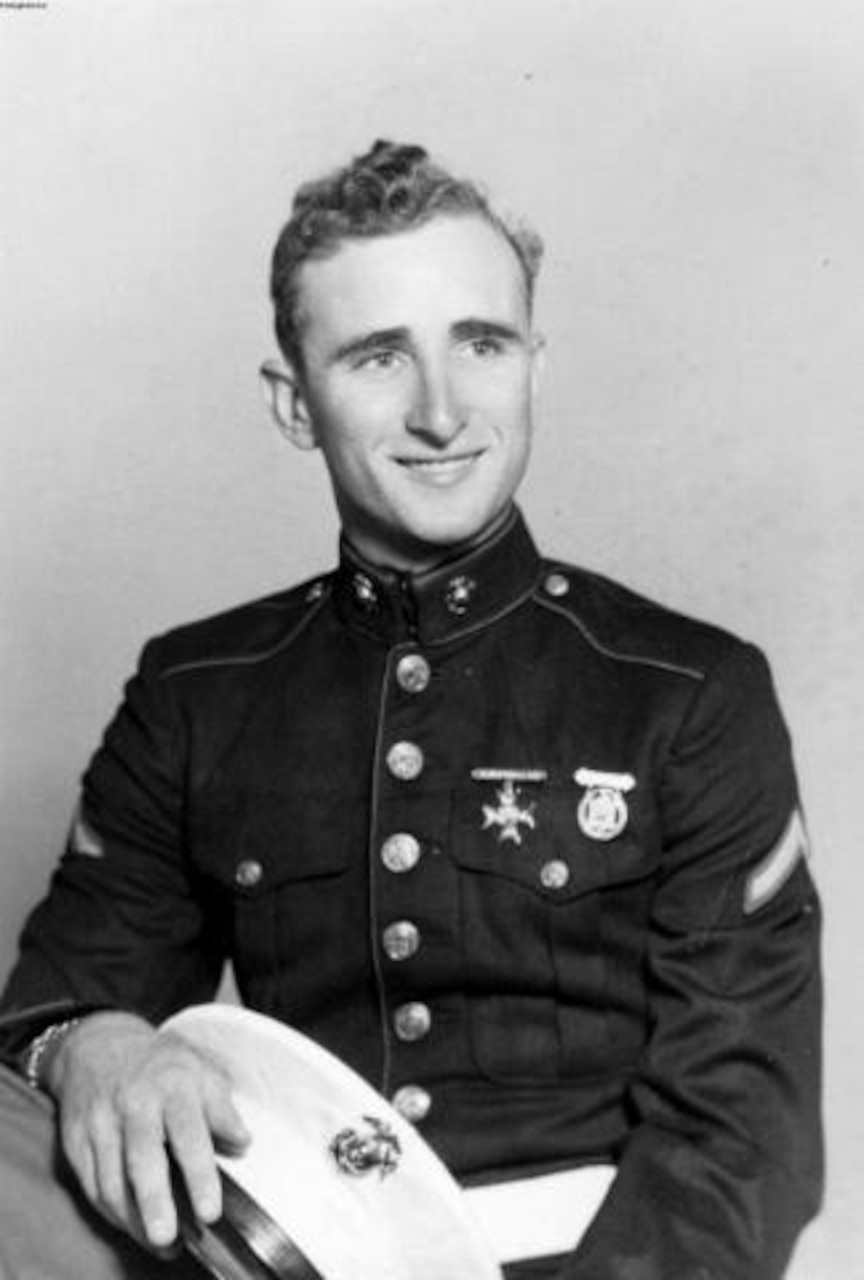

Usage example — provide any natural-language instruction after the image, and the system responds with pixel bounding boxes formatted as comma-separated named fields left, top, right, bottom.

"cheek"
left=466, top=362, right=534, bottom=415
left=327, top=384, right=408, bottom=443
left=312, top=398, right=374, bottom=458
left=484, top=381, right=535, bottom=439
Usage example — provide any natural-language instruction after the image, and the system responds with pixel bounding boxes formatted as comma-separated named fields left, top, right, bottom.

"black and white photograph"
left=1, top=3, right=860, bottom=1276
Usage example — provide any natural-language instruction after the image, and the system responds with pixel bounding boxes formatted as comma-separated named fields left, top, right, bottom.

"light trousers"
left=0, top=1065, right=558, bottom=1280
left=0, top=1066, right=204, bottom=1280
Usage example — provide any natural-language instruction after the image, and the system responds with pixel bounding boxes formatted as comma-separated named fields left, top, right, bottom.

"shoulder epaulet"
left=144, top=573, right=333, bottom=678
left=533, top=560, right=744, bottom=682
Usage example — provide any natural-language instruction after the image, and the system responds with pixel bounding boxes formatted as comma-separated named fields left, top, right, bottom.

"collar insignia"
left=444, top=574, right=477, bottom=616
left=472, top=768, right=548, bottom=845
left=574, top=768, right=636, bottom=842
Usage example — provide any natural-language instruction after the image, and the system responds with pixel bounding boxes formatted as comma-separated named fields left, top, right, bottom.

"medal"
left=471, top=768, right=548, bottom=845
left=574, top=768, right=635, bottom=841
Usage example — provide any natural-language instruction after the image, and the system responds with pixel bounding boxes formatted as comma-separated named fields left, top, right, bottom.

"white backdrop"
left=1, top=3, right=862, bottom=1274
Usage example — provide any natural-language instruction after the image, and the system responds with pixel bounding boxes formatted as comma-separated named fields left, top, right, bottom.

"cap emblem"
left=330, top=1116, right=402, bottom=1178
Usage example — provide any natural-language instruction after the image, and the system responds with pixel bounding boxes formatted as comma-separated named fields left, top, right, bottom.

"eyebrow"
left=331, top=328, right=411, bottom=366
left=451, top=318, right=524, bottom=345
left=331, top=318, right=524, bottom=366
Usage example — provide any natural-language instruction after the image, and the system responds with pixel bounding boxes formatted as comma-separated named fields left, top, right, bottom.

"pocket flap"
left=450, top=786, right=657, bottom=901
left=191, top=788, right=359, bottom=893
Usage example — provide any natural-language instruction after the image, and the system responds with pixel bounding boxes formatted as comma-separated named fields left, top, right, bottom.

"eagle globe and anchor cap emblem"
left=330, top=1115, right=402, bottom=1179
left=574, top=768, right=636, bottom=841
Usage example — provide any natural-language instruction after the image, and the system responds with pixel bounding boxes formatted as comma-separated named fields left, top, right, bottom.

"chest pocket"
left=450, top=784, right=659, bottom=1083
left=190, top=788, right=364, bottom=1011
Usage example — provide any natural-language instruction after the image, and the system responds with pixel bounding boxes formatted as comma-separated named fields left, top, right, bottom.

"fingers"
left=62, top=1097, right=163, bottom=1252
left=162, top=1088, right=223, bottom=1228
left=57, top=1032, right=240, bottom=1252
left=122, top=1090, right=179, bottom=1247
left=92, top=1099, right=138, bottom=1232
left=60, top=1106, right=98, bottom=1205
left=205, top=1084, right=251, bottom=1156
left=121, top=1069, right=239, bottom=1246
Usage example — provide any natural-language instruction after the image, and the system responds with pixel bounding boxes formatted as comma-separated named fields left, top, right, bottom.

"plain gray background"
left=1, top=2, right=861, bottom=1274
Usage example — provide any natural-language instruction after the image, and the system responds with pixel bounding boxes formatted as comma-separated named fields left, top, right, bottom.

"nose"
left=406, top=362, right=464, bottom=445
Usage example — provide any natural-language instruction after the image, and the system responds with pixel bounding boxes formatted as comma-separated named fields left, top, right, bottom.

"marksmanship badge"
left=471, top=768, right=548, bottom=845
left=574, top=768, right=636, bottom=841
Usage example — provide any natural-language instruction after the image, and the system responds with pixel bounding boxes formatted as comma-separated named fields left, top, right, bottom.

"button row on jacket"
left=386, top=741, right=424, bottom=781
left=392, top=1084, right=432, bottom=1123
left=393, top=1001, right=431, bottom=1042
left=381, top=832, right=421, bottom=874
left=384, top=652, right=432, bottom=1076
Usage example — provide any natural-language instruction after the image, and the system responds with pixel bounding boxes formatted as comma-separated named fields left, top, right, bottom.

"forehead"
left=295, top=214, right=529, bottom=343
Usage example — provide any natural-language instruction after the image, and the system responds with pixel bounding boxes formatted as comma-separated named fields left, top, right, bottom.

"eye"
left=466, top=335, right=506, bottom=358
left=354, top=349, right=402, bottom=372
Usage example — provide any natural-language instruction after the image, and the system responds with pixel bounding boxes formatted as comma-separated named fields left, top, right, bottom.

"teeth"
left=394, top=451, right=483, bottom=487
left=403, top=454, right=477, bottom=468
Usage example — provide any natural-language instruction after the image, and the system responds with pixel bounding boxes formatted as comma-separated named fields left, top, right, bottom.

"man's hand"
left=45, top=1011, right=250, bottom=1252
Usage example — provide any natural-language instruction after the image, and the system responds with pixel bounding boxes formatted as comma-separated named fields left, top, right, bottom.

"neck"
left=342, top=506, right=517, bottom=578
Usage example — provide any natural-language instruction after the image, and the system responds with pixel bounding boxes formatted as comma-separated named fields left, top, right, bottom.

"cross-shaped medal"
left=471, top=768, right=548, bottom=845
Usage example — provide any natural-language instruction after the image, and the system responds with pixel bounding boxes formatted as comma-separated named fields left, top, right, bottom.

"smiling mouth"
left=396, top=450, right=485, bottom=484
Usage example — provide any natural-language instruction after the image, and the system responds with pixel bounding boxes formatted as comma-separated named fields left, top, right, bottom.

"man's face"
left=289, top=214, right=543, bottom=571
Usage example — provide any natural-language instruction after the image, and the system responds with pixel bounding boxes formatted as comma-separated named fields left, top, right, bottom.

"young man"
left=0, top=141, right=822, bottom=1279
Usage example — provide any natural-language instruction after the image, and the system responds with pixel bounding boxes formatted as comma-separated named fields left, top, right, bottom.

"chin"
left=406, top=512, right=504, bottom=562
left=408, top=508, right=488, bottom=544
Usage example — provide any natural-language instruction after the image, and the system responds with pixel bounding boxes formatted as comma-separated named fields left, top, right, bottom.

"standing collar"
left=332, top=508, right=543, bottom=646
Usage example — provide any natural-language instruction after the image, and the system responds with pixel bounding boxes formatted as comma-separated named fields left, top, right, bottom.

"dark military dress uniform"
left=0, top=509, right=822, bottom=1279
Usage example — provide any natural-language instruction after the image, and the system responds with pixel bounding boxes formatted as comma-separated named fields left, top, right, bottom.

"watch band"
left=23, top=1017, right=82, bottom=1089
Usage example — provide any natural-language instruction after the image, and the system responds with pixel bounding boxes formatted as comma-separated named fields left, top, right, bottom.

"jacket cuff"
left=0, top=1000, right=113, bottom=1062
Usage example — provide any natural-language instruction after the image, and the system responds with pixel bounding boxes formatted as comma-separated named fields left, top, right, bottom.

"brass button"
left=396, top=653, right=431, bottom=694
left=386, top=741, right=424, bottom=781
left=540, top=859, right=570, bottom=890
left=382, top=921, right=421, bottom=962
left=305, top=580, right=325, bottom=603
left=544, top=572, right=570, bottom=599
left=393, top=1002, right=431, bottom=1042
left=235, top=859, right=263, bottom=889
left=381, top=833, right=422, bottom=874
left=392, top=1085, right=432, bottom=1123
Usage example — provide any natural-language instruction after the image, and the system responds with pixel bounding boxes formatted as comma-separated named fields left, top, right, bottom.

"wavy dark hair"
left=270, top=140, right=544, bottom=367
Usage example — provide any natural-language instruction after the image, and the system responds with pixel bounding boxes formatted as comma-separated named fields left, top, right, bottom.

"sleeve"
left=563, top=643, right=823, bottom=1280
left=0, top=641, right=226, bottom=1055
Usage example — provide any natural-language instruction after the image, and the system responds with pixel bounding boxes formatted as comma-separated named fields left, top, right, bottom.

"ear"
left=259, top=359, right=318, bottom=451
left=529, top=331, right=547, bottom=401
